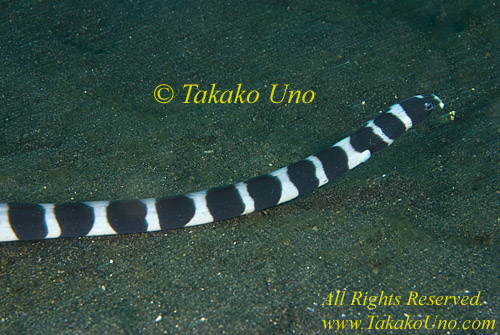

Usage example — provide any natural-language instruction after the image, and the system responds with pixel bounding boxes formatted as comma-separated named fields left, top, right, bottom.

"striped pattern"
left=0, top=94, right=444, bottom=242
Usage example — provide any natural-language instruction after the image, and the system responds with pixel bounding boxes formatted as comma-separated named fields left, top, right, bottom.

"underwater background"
left=0, top=0, right=499, bottom=333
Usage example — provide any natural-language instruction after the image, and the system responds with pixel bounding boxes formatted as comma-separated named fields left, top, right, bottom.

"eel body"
left=0, top=94, right=444, bottom=242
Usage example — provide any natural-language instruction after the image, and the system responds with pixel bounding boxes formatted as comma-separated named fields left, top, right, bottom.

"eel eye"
left=424, top=102, right=434, bottom=111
